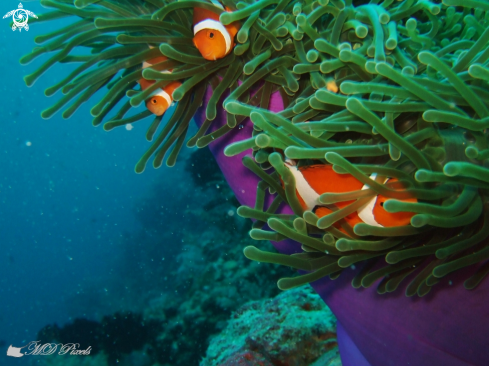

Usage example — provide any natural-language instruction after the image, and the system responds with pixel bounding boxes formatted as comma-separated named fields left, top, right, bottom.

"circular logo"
left=12, top=8, right=28, bottom=28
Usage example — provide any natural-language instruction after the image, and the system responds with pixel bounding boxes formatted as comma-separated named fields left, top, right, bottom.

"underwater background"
left=0, top=1, right=340, bottom=365
left=5, top=0, right=489, bottom=364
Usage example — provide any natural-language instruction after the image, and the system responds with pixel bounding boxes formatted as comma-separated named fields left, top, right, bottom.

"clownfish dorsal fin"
left=357, top=174, right=386, bottom=227
left=284, top=161, right=320, bottom=211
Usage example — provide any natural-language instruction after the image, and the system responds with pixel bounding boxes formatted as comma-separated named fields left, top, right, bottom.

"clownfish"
left=192, top=4, right=240, bottom=61
left=138, top=55, right=182, bottom=116
left=284, top=161, right=417, bottom=228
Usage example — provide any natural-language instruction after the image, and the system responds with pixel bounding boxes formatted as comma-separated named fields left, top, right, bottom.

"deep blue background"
left=0, top=1, right=198, bottom=364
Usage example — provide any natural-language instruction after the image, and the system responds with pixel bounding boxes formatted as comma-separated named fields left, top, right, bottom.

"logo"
left=7, top=345, right=27, bottom=358
left=3, top=3, right=37, bottom=32
left=6, top=341, right=91, bottom=357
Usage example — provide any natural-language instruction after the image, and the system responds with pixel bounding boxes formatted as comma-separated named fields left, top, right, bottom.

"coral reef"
left=143, top=234, right=292, bottom=365
left=31, top=284, right=339, bottom=366
left=202, top=285, right=340, bottom=366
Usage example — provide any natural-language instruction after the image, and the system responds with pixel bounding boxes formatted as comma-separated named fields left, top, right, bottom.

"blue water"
left=0, top=2, right=197, bottom=364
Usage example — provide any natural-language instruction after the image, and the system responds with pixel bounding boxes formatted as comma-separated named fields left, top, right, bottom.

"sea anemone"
left=23, top=0, right=489, bottom=296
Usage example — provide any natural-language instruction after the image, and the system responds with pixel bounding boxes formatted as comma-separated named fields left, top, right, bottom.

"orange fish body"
left=285, top=163, right=417, bottom=229
left=138, top=56, right=181, bottom=116
left=192, top=6, right=240, bottom=60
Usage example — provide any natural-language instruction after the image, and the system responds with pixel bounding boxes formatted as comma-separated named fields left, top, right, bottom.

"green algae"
left=23, top=0, right=489, bottom=296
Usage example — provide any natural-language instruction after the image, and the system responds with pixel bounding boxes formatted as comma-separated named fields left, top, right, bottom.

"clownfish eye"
left=207, top=30, right=215, bottom=39
left=152, top=99, right=157, bottom=104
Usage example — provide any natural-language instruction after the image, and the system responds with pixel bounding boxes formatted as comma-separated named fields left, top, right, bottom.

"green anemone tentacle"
left=23, top=0, right=489, bottom=295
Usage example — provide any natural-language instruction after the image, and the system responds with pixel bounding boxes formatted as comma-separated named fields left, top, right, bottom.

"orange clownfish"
left=192, top=5, right=240, bottom=60
left=139, top=56, right=182, bottom=116
left=284, top=161, right=417, bottom=228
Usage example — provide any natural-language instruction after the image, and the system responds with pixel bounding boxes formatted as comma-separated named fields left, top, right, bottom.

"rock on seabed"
left=202, top=285, right=341, bottom=366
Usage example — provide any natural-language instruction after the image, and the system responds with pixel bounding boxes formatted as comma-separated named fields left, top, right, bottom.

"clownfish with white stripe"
left=284, top=161, right=418, bottom=229
left=192, top=4, right=240, bottom=60
left=138, top=55, right=181, bottom=116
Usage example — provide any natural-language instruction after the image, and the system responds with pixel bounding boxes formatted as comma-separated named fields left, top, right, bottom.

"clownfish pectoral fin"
left=372, top=177, right=417, bottom=227
left=372, top=194, right=417, bottom=227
